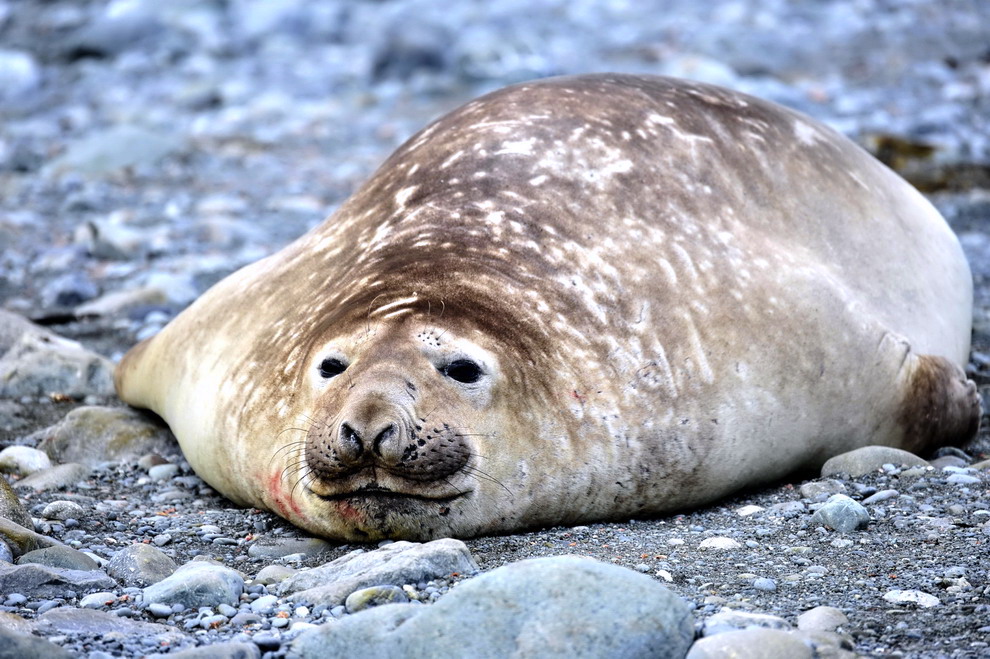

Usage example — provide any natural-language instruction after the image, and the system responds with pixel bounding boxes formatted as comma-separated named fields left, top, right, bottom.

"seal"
left=115, top=74, right=979, bottom=541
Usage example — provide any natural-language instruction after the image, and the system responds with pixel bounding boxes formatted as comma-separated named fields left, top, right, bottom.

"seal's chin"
left=303, top=480, right=474, bottom=540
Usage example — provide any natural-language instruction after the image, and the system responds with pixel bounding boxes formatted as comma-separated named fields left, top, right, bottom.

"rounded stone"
left=810, top=494, right=871, bottom=533
left=344, top=585, right=409, bottom=613
left=142, top=561, right=244, bottom=609
left=753, top=578, right=777, bottom=592
left=106, top=543, right=178, bottom=587
left=821, top=446, right=929, bottom=478
left=699, top=537, right=742, bottom=550
left=687, top=628, right=813, bottom=659
left=797, top=606, right=848, bottom=632
left=41, top=500, right=85, bottom=521
left=0, top=446, right=52, bottom=476
left=16, top=545, right=99, bottom=571
left=291, top=556, right=694, bottom=658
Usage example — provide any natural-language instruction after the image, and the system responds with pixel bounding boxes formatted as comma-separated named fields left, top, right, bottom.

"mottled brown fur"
left=116, top=74, right=977, bottom=541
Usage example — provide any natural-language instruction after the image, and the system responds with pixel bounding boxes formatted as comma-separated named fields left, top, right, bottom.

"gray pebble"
left=344, top=584, right=409, bottom=613
left=688, top=628, right=813, bottom=658
left=79, top=591, right=116, bottom=609
left=146, top=602, right=173, bottom=618
left=0, top=446, right=52, bottom=476
left=41, top=500, right=85, bottom=521
left=862, top=489, right=899, bottom=505
left=811, top=494, right=871, bottom=533
left=753, top=578, right=777, bottom=591
left=797, top=605, right=848, bottom=632
left=250, top=594, right=278, bottom=615
left=107, top=543, right=177, bottom=587
left=143, top=561, right=244, bottom=609
left=148, top=463, right=179, bottom=481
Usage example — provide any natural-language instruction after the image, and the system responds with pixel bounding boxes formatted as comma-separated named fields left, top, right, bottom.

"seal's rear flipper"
left=900, top=354, right=981, bottom=454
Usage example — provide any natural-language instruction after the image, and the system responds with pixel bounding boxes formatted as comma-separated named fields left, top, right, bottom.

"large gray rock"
left=0, top=624, right=72, bottom=659
left=290, top=556, right=694, bottom=659
left=280, top=538, right=478, bottom=607
left=37, top=406, right=177, bottom=467
left=143, top=561, right=244, bottom=609
left=821, top=446, right=928, bottom=477
left=107, top=543, right=178, bottom=586
left=0, top=310, right=114, bottom=398
left=0, top=563, right=115, bottom=600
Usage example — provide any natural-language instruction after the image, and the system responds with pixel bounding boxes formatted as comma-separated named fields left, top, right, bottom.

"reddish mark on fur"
left=333, top=500, right=365, bottom=524
left=570, top=390, right=586, bottom=404
left=267, top=471, right=303, bottom=518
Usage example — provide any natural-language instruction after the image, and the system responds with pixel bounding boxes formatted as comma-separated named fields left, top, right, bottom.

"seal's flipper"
left=900, top=354, right=981, bottom=454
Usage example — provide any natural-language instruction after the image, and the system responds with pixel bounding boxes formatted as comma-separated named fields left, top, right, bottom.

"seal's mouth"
left=310, top=483, right=470, bottom=504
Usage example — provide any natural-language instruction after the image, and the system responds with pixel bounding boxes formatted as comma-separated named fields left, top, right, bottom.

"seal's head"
left=289, top=310, right=506, bottom=539
left=241, top=283, right=578, bottom=542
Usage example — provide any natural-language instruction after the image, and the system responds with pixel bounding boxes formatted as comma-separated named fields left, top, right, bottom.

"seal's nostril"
left=339, top=422, right=364, bottom=461
left=372, top=423, right=398, bottom=455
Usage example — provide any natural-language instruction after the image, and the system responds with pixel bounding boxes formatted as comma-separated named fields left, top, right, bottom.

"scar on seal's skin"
left=114, top=73, right=978, bottom=542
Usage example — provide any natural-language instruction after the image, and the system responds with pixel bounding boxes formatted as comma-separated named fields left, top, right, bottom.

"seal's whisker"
left=297, top=413, right=329, bottom=430
left=281, top=457, right=309, bottom=472
left=421, top=401, right=447, bottom=419
left=280, top=458, right=311, bottom=481
left=271, top=440, right=307, bottom=458
left=276, top=427, right=309, bottom=438
left=462, top=465, right=511, bottom=494
left=269, top=441, right=308, bottom=469
left=290, top=468, right=316, bottom=497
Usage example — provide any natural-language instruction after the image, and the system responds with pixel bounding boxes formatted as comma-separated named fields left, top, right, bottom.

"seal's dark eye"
left=319, top=358, right=347, bottom=378
left=442, top=359, right=483, bottom=384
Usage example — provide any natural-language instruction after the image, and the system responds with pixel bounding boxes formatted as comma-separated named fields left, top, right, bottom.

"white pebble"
left=699, top=537, right=742, bottom=550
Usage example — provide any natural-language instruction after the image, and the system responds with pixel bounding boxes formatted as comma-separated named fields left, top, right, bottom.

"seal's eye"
left=319, top=358, right=347, bottom=378
left=442, top=359, right=483, bottom=384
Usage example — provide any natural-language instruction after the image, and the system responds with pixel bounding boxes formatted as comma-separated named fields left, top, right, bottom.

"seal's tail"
left=899, top=354, right=981, bottom=454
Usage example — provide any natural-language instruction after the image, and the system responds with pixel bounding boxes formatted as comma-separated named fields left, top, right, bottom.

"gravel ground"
left=2, top=1, right=990, bottom=657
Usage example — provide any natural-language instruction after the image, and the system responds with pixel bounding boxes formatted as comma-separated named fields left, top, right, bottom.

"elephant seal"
left=115, top=74, right=979, bottom=541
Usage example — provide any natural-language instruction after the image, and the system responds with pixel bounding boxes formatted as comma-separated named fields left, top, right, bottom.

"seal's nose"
left=336, top=419, right=401, bottom=466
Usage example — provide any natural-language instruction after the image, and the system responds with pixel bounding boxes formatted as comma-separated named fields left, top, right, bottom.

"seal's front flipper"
left=900, top=354, right=981, bottom=454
